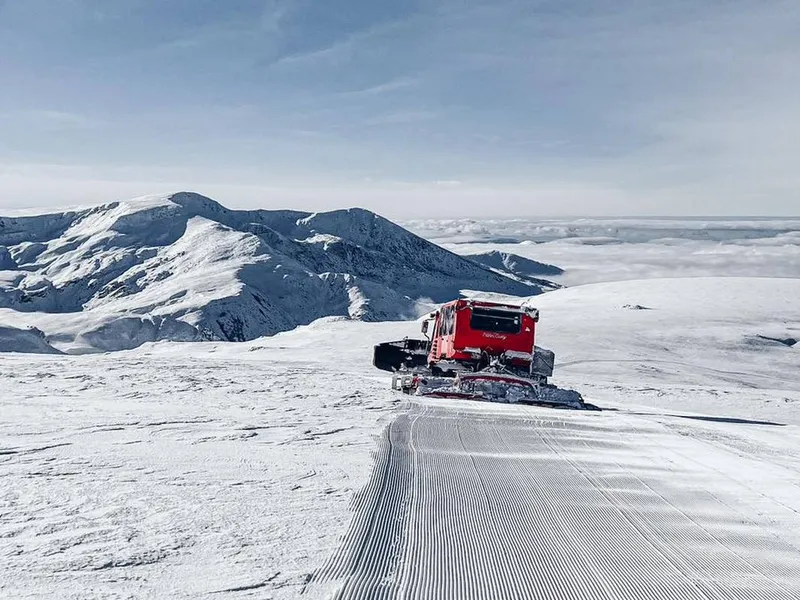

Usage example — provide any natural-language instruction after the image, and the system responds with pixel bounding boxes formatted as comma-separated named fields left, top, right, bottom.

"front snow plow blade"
left=374, top=339, right=429, bottom=373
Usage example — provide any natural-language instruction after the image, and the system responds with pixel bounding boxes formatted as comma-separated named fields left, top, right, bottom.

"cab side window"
left=442, top=306, right=454, bottom=336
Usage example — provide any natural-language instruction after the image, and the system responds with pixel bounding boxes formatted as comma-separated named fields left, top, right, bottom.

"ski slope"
left=2, top=277, right=800, bottom=598
left=311, top=400, right=800, bottom=599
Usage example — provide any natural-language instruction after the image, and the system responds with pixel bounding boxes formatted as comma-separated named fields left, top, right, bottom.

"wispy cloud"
left=364, top=110, right=436, bottom=126
left=0, top=109, right=100, bottom=129
left=267, top=14, right=416, bottom=69
left=338, top=76, right=421, bottom=98
left=260, top=0, right=290, bottom=34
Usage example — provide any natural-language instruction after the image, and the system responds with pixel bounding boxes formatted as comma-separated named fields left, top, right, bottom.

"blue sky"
left=1, top=0, right=798, bottom=216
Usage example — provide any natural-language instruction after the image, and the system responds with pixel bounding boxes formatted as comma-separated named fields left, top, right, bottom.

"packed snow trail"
left=312, top=400, right=800, bottom=599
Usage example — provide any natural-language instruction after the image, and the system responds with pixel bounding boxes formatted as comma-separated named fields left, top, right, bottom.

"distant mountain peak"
left=468, top=250, right=564, bottom=281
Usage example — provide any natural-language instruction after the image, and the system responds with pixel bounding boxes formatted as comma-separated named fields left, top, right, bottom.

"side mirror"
left=421, top=320, right=429, bottom=335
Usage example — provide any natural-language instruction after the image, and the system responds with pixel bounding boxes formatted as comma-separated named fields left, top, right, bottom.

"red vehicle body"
left=425, top=299, right=540, bottom=373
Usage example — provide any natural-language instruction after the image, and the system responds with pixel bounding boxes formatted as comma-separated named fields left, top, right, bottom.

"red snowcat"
left=374, top=299, right=586, bottom=408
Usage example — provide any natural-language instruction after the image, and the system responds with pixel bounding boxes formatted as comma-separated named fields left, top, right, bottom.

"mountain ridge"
left=0, top=192, right=554, bottom=352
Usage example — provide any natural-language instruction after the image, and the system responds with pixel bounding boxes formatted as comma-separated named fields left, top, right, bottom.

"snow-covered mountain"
left=0, top=192, right=548, bottom=352
left=466, top=250, right=563, bottom=289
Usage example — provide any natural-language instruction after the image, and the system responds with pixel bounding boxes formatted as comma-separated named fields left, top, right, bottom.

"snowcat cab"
left=423, top=299, right=550, bottom=377
left=373, top=299, right=584, bottom=408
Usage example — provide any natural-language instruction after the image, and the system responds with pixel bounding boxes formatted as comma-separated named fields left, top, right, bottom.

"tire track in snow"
left=310, top=402, right=800, bottom=599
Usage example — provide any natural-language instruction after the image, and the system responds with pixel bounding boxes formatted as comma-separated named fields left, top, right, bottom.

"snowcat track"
left=418, top=391, right=599, bottom=411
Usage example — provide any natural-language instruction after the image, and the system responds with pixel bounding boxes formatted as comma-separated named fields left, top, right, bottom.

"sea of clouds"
left=402, top=217, right=800, bottom=287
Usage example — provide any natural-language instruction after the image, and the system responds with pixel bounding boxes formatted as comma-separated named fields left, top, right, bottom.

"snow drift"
left=0, top=193, right=549, bottom=352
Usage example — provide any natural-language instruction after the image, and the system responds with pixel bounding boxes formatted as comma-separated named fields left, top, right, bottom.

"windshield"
left=470, top=307, right=522, bottom=334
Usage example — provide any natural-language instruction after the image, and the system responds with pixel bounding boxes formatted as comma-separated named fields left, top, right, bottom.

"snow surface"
left=3, top=276, right=800, bottom=598
left=311, top=400, right=800, bottom=598
left=0, top=193, right=545, bottom=353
